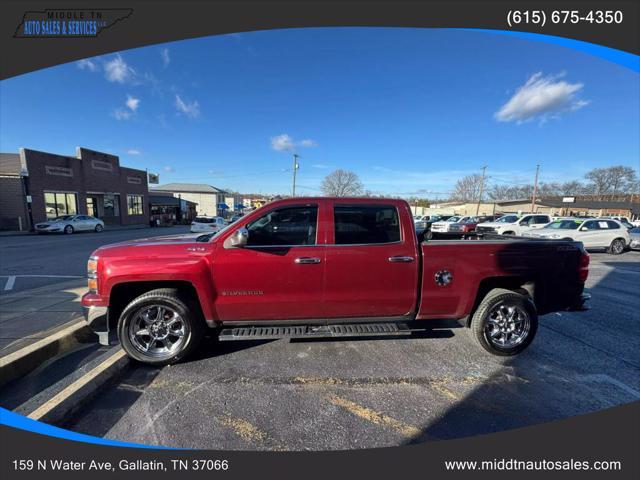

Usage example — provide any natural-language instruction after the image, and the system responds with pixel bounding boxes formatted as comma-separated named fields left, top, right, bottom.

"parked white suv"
left=524, top=218, right=630, bottom=254
left=190, top=216, right=226, bottom=233
left=430, top=216, right=472, bottom=233
left=476, top=214, right=551, bottom=236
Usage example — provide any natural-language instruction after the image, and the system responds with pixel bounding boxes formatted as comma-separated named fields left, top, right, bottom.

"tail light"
left=578, top=250, right=590, bottom=283
left=87, top=255, right=99, bottom=293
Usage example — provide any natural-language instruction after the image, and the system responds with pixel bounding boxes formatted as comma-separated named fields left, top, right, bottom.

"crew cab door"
left=213, top=202, right=327, bottom=321
left=323, top=202, right=419, bottom=318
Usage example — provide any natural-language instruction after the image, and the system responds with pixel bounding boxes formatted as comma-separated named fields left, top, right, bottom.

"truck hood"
left=98, top=233, right=206, bottom=250
left=526, top=229, right=575, bottom=238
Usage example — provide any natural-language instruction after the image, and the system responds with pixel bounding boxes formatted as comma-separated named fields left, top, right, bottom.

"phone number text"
left=507, top=10, right=623, bottom=28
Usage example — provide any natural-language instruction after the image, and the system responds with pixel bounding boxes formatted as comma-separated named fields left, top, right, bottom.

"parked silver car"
left=629, top=227, right=640, bottom=250
left=35, top=215, right=105, bottom=234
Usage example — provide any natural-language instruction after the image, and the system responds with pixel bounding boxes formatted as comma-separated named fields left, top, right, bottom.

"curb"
left=15, top=347, right=130, bottom=425
left=0, top=321, right=95, bottom=388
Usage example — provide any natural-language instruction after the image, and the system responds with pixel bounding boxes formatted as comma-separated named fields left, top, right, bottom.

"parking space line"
left=326, top=394, right=421, bottom=438
left=4, top=276, right=16, bottom=291
left=26, top=349, right=127, bottom=420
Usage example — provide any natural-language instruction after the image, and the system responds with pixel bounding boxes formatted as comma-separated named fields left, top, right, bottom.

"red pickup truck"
left=82, top=197, right=590, bottom=365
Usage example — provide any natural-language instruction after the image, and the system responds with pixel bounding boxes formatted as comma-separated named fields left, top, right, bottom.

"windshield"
left=194, top=217, right=215, bottom=224
left=495, top=215, right=519, bottom=223
left=544, top=219, right=583, bottom=230
left=631, top=227, right=640, bottom=234
left=447, top=216, right=461, bottom=223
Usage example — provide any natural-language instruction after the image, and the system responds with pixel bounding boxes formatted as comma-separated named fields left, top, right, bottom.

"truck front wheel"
left=469, top=288, right=538, bottom=356
left=118, top=288, right=204, bottom=365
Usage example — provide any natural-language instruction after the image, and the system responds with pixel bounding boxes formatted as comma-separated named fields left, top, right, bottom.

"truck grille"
left=477, top=226, right=495, bottom=233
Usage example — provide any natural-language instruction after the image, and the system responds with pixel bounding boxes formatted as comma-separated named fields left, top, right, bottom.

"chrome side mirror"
left=230, top=227, right=248, bottom=247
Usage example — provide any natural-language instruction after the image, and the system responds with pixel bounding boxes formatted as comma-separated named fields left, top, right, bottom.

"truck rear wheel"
left=469, top=288, right=538, bottom=356
left=117, top=288, right=204, bottom=366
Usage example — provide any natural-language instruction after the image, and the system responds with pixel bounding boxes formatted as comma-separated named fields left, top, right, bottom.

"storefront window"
left=44, top=192, right=77, bottom=219
left=127, top=195, right=144, bottom=215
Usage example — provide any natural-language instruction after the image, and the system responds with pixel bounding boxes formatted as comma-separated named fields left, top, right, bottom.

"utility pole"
left=292, top=154, right=300, bottom=197
left=476, top=166, right=487, bottom=215
left=531, top=164, right=540, bottom=213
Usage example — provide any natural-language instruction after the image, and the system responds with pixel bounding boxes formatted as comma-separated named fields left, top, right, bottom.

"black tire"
left=95, top=224, right=104, bottom=232
left=469, top=288, right=538, bottom=356
left=118, top=288, right=205, bottom=366
left=64, top=225, right=74, bottom=234
left=607, top=238, right=626, bottom=255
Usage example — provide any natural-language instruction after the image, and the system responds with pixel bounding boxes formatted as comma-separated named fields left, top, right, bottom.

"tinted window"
left=545, top=220, right=582, bottom=230
left=247, top=206, right=318, bottom=246
left=606, top=221, right=620, bottom=229
left=334, top=205, right=400, bottom=245
left=534, top=215, right=550, bottom=224
left=195, top=217, right=214, bottom=224
left=496, top=215, right=519, bottom=223
left=582, top=221, right=598, bottom=230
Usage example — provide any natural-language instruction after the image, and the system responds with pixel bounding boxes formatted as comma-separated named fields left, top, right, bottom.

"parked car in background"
left=36, top=215, right=104, bottom=234
left=228, top=214, right=244, bottom=224
left=415, top=214, right=453, bottom=235
left=190, top=216, right=226, bottom=233
left=446, top=215, right=500, bottom=237
left=524, top=218, right=630, bottom=254
left=628, top=227, right=640, bottom=250
left=476, top=214, right=551, bottom=236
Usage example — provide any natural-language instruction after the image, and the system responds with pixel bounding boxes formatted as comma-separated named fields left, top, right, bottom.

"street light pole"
left=292, top=153, right=300, bottom=197
left=531, top=164, right=540, bottom=213
left=476, top=166, right=487, bottom=215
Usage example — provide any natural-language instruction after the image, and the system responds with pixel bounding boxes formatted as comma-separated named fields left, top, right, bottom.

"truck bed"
left=417, top=237, right=585, bottom=319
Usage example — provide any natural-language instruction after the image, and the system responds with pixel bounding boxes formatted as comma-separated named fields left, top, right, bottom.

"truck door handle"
left=295, top=257, right=321, bottom=264
left=388, top=256, right=414, bottom=263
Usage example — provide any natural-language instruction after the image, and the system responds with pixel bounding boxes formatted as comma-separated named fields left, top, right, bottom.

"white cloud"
left=271, top=134, right=294, bottom=152
left=298, top=139, right=318, bottom=148
left=174, top=94, right=200, bottom=118
left=112, top=109, right=132, bottom=121
left=76, top=59, right=98, bottom=72
left=161, top=48, right=170, bottom=68
left=125, top=95, right=140, bottom=112
left=270, top=134, right=318, bottom=152
left=312, top=164, right=332, bottom=169
left=495, top=72, right=588, bottom=124
left=164, top=166, right=174, bottom=172
left=104, top=54, right=136, bottom=84
left=126, top=149, right=141, bottom=155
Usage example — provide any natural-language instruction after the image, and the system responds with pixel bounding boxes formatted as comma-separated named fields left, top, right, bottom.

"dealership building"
left=0, top=147, right=149, bottom=231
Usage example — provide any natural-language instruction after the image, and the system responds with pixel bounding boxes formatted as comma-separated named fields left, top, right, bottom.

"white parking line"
left=4, top=276, right=16, bottom=291
left=0, top=275, right=83, bottom=278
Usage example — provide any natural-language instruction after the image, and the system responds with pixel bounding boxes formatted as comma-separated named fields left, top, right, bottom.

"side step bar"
left=219, top=322, right=421, bottom=341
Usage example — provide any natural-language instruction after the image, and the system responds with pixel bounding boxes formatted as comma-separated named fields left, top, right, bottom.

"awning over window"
left=217, top=203, right=229, bottom=210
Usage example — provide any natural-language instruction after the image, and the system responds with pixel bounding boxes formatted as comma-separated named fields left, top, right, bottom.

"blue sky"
left=1, top=28, right=638, bottom=197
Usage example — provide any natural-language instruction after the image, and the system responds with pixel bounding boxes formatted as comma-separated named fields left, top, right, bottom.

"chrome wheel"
left=128, top=305, right=188, bottom=358
left=483, top=302, right=531, bottom=349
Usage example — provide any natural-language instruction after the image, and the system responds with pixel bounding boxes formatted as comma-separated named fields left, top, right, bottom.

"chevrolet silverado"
left=82, top=197, right=590, bottom=365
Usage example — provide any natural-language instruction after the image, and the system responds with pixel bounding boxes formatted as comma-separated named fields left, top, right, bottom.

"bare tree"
left=321, top=169, right=364, bottom=197
left=559, top=181, right=583, bottom=195
left=452, top=174, right=484, bottom=202
left=585, top=167, right=613, bottom=197
left=607, top=166, right=638, bottom=195
left=487, top=184, right=513, bottom=200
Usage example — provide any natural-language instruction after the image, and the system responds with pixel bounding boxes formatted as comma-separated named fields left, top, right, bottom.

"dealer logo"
left=14, top=8, right=133, bottom=38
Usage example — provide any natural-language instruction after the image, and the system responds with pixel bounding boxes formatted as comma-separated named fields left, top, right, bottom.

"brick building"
left=0, top=147, right=149, bottom=231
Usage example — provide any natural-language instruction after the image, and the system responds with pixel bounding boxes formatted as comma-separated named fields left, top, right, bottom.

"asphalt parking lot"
left=63, top=250, right=640, bottom=450
left=0, top=226, right=190, bottom=295
left=0, top=226, right=190, bottom=349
